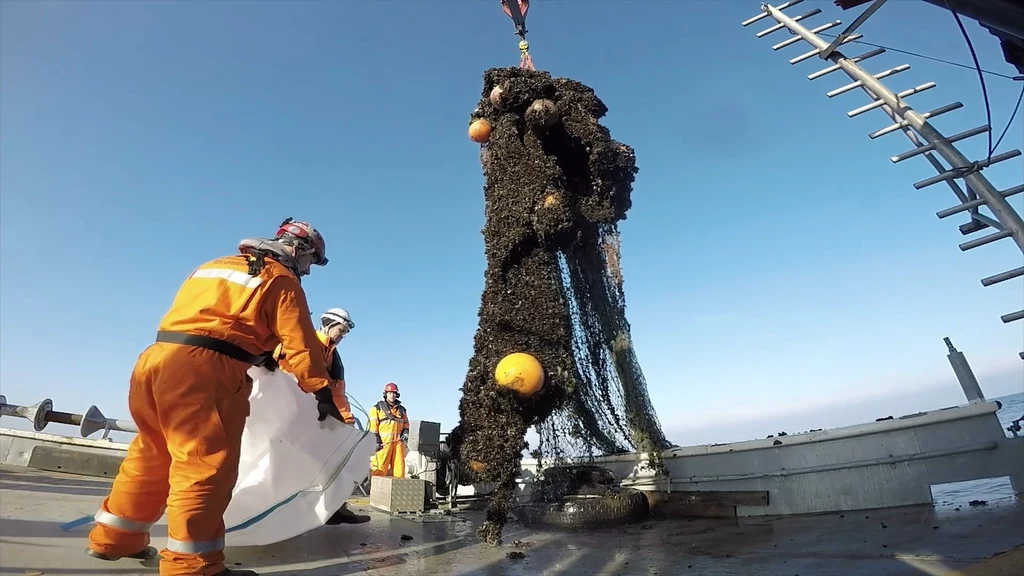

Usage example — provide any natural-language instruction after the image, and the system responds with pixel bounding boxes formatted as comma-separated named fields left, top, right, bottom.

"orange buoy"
left=494, top=352, right=545, bottom=396
left=468, top=118, right=492, bottom=143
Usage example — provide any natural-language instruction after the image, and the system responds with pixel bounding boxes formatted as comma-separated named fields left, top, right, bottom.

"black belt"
left=155, top=331, right=270, bottom=366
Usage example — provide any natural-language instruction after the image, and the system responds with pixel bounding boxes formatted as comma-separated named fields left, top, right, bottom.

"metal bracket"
left=820, top=0, right=888, bottom=60
left=744, top=1, right=1024, bottom=360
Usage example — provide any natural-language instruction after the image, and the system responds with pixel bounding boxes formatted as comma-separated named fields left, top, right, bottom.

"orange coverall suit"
left=273, top=330, right=353, bottom=423
left=87, top=254, right=335, bottom=576
left=369, top=401, right=409, bottom=477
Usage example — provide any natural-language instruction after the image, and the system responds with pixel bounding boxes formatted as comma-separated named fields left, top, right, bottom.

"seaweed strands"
left=452, top=67, right=672, bottom=545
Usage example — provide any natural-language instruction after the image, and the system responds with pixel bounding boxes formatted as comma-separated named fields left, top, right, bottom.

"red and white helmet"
left=275, top=218, right=328, bottom=267
left=383, top=382, right=400, bottom=398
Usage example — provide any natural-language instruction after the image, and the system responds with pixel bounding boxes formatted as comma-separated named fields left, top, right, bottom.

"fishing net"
left=449, top=67, right=672, bottom=545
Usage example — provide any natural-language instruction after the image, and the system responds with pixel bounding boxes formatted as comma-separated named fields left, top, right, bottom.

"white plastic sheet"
left=222, top=366, right=377, bottom=547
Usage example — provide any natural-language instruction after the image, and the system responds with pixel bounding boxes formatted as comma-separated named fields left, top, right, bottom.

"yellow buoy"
left=494, top=352, right=545, bottom=396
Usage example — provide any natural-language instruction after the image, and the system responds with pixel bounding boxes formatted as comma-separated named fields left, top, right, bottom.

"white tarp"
left=222, top=366, right=377, bottom=547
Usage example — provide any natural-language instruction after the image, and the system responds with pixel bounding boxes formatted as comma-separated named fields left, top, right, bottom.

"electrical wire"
left=346, top=393, right=368, bottom=417
left=993, top=81, right=1024, bottom=154
left=817, top=34, right=1019, bottom=81
left=943, top=0, right=993, bottom=161
left=822, top=10, right=1024, bottom=159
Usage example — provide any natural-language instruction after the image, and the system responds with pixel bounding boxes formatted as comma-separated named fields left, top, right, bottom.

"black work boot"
left=326, top=503, right=371, bottom=525
left=85, top=545, right=159, bottom=561
left=213, top=569, right=259, bottom=576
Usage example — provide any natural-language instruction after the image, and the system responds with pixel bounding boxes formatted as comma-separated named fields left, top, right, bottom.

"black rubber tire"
left=541, top=465, right=616, bottom=487
left=529, top=465, right=617, bottom=503
left=515, top=488, right=649, bottom=531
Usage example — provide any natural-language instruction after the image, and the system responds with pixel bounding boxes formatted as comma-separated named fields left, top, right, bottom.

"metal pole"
left=0, top=396, right=138, bottom=436
left=819, top=0, right=888, bottom=60
left=944, top=337, right=986, bottom=403
left=762, top=3, right=1024, bottom=254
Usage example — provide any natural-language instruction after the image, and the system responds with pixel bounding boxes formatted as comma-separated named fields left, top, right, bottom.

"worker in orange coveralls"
left=86, top=218, right=345, bottom=576
left=273, top=307, right=357, bottom=425
left=368, top=382, right=410, bottom=478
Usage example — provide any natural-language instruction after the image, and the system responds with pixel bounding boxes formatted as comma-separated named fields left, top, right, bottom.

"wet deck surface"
left=1, top=465, right=1022, bottom=576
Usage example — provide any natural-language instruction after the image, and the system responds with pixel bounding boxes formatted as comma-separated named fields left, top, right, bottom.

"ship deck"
left=1, top=465, right=1022, bottom=576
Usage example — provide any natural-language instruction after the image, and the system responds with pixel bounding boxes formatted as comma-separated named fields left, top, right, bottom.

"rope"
left=502, top=1, right=535, bottom=70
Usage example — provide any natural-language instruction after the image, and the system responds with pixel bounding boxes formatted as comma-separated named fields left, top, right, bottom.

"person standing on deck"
left=273, top=307, right=356, bottom=425
left=284, top=307, right=372, bottom=526
left=368, top=382, right=410, bottom=478
left=86, top=219, right=344, bottom=576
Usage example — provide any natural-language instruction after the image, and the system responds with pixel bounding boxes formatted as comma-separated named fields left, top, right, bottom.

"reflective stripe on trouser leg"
left=166, top=536, right=225, bottom=555
left=151, top=346, right=251, bottom=576
left=88, top=349, right=172, bottom=558
left=94, top=510, right=158, bottom=534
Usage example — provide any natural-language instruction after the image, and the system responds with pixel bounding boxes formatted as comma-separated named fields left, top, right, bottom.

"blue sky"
left=1, top=0, right=1022, bottom=446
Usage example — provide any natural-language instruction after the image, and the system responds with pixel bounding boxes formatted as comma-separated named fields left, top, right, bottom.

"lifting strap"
left=501, top=0, right=534, bottom=70
left=501, top=0, right=529, bottom=37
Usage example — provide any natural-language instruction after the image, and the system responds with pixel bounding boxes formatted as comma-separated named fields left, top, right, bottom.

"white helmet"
left=320, top=308, right=355, bottom=331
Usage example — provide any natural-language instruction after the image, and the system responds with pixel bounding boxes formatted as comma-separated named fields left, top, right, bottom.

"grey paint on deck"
left=518, top=401, right=1024, bottom=516
left=1, top=466, right=1022, bottom=576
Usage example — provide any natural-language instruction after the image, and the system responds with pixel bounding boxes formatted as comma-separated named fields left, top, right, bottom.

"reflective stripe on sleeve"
left=190, top=268, right=263, bottom=289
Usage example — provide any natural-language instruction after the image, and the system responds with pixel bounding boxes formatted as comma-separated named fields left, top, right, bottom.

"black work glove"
left=400, top=432, right=409, bottom=444
left=258, top=353, right=279, bottom=372
left=314, top=387, right=344, bottom=423
left=375, top=434, right=383, bottom=451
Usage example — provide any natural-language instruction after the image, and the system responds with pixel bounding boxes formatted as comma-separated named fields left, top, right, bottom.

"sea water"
left=929, top=391, right=1024, bottom=508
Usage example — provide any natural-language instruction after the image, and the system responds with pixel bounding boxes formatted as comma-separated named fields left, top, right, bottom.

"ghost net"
left=450, top=68, right=672, bottom=545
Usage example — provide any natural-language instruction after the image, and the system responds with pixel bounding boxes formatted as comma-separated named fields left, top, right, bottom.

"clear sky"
left=1, top=0, right=1022, bottom=447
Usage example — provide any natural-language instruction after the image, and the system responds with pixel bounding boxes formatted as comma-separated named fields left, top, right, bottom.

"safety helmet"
left=275, top=218, right=328, bottom=267
left=383, top=382, right=400, bottom=398
left=320, top=308, right=355, bottom=331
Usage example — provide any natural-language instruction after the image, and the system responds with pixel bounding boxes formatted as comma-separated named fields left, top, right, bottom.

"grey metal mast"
left=742, top=0, right=1024, bottom=360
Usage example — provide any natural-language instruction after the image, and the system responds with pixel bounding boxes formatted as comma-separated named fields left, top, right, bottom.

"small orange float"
left=468, top=118, right=492, bottom=143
